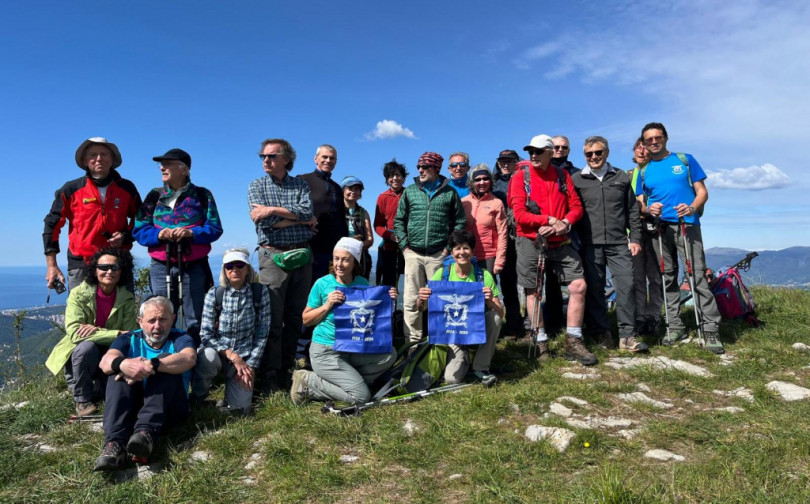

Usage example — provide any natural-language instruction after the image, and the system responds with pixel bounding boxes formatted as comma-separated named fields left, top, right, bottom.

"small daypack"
left=441, top=256, right=485, bottom=282
left=710, top=268, right=760, bottom=327
left=213, top=283, right=267, bottom=334
left=397, top=343, right=449, bottom=394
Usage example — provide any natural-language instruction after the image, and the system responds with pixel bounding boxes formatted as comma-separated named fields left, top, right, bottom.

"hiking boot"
left=94, top=441, right=125, bottom=471
left=564, top=333, right=597, bottom=366
left=75, top=401, right=98, bottom=417
left=593, top=331, right=616, bottom=350
left=473, top=370, right=497, bottom=387
left=661, top=329, right=688, bottom=346
left=126, top=430, right=154, bottom=459
left=619, top=336, right=649, bottom=354
left=290, top=369, right=310, bottom=405
left=535, top=340, right=550, bottom=361
left=704, top=332, right=725, bottom=355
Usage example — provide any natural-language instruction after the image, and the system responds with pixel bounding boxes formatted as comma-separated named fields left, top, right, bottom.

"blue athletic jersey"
left=635, top=152, right=706, bottom=225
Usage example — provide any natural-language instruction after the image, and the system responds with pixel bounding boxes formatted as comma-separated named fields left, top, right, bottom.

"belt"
left=261, top=242, right=309, bottom=252
left=546, top=239, right=571, bottom=250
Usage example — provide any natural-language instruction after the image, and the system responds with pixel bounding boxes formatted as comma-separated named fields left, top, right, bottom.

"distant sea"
left=0, top=266, right=64, bottom=310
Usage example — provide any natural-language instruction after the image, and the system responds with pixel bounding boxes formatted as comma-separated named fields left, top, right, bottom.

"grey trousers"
left=651, top=223, right=721, bottom=332
left=192, top=347, right=254, bottom=410
left=308, top=342, right=397, bottom=404
left=444, top=310, right=502, bottom=384
left=69, top=340, right=107, bottom=403
left=258, top=246, right=312, bottom=381
left=632, top=233, right=664, bottom=323
left=581, top=244, right=637, bottom=338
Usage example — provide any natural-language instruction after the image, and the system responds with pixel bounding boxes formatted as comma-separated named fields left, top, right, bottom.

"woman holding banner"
left=291, top=237, right=398, bottom=405
left=417, top=230, right=503, bottom=386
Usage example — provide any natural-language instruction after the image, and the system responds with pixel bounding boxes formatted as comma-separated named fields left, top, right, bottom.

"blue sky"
left=2, top=0, right=808, bottom=269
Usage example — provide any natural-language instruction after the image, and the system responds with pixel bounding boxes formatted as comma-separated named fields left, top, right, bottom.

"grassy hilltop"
left=1, top=286, right=809, bottom=503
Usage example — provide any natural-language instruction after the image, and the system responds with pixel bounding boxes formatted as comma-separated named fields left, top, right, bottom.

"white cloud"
left=363, top=120, right=417, bottom=141
left=510, top=1, right=810, bottom=146
left=706, top=163, right=790, bottom=190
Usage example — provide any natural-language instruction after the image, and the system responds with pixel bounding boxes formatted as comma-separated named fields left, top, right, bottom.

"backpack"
left=506, top=164, right=567, bottom=238
left=441, top=256, right=485, bottom=282
left=213, top=283, right=267, bottom=334
left=709, top=254, right=761, bottom=327
left=637, top=152, right=703, bottom=217
left=396, top=343, right=449, bottom=394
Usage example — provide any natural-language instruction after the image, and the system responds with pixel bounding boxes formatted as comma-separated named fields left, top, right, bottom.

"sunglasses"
left=224, top=262, right=247, bottom=271
left=527, top=148, right=547, bottom=156
left=643, top=135, right=665, bottom=145
left=416, top=164, right=434, bottom=170
left=449, top=162, right=469, bottom=168
left=258, top=153, right=280, bottom=161
left=585, top=150, right=604, bottom=158
left=473, top=177, right=491, bottom=183
left=97, top=264, right=121, bottom=272
left=553, top=145, right=569, bottom=151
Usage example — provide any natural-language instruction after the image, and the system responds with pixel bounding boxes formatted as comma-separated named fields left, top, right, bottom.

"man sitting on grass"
left=94, top=296, right=196, bottom=471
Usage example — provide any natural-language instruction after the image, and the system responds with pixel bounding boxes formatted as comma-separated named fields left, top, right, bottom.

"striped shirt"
left=199, top=283, right=272, bottom=369
left=248, top=173, right=314, bottom=246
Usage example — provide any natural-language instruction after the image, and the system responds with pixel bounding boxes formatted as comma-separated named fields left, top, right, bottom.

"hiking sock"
left=567, top=327, right=583, bottom=338
left=535, top=328, right=548, bottom=343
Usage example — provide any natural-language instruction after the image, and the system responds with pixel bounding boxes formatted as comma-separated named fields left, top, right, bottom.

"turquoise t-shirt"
left=634, top=152, right=706, bottom=225
left=308, top=274, right=369, bottom=346
left=430, top=264, right=500, bottom=298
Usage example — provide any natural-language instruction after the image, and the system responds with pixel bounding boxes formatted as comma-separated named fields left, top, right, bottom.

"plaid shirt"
left=248, top=173, right=314, bottom=246
left=199, top=284, right=271, bottom=369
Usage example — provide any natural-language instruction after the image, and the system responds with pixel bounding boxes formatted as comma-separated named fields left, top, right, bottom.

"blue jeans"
left=149, top=258, right=210, bottom=346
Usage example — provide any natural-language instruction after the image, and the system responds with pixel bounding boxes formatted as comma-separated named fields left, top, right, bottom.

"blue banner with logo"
left=426, top=280, right=486, bottom=345
left=333, top=286, right=393, bottom=354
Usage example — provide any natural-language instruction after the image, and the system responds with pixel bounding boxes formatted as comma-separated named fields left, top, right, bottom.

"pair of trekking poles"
left=165, top=241, right=187, bottom=331
left=656, top=217, right=705, bottom=347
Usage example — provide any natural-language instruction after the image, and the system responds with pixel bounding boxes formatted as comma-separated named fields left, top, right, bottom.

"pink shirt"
left=462, top=192, right=507, bottom=271
left=95, top=287, right=117, bottom=328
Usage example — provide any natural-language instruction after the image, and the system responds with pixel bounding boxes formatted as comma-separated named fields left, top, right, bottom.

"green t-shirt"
left=307, top=274, right=369, bottom=346
left=430, top=264, right=500, bottom=298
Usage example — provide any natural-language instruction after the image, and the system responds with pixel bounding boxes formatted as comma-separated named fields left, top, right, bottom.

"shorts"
left=516, top=236, right=584, bottom=289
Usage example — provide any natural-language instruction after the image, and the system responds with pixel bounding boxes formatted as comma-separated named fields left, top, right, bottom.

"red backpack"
left=709, top=253, right=761, bottom=327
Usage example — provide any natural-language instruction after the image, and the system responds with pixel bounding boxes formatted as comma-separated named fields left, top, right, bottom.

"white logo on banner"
left=345, top=300, right=382, bottom=334
left=438, top=294, right=476, bottom=327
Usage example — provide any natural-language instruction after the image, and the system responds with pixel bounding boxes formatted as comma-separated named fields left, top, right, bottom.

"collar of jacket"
left=413, top=174, right=449, bottom=191
left=313, top=168, right=332, bottom=181
left=580, top=162, right=618, bottom=178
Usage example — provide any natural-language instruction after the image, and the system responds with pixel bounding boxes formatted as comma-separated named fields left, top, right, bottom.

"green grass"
left=1, top=286, right=809, bottom=503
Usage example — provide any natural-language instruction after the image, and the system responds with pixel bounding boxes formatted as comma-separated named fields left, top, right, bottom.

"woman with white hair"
left=291, top=238, right=397, bottom=405
left=190, top=248, right=271, bottom=414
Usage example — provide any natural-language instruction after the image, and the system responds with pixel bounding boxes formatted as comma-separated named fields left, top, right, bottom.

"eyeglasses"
left=449, top=162, right=469, bottom=168
left=527, top=148, right=547, bottom=156
left=553, top=145, right=569, bottom=151
left=258, top=153, right=280, bottom=161
left=473, top=177, right=491, bottom=183
left=497, top=158, right=516, bottom=163
left=585, top=150, right=604, bottom=158
left=97, top=264, right=121, bottom=272
left=643, top=135, right=665, bottom=145
left=224, top=262, right=247, bottom=271
left=416, top=164, right=434, bottom=171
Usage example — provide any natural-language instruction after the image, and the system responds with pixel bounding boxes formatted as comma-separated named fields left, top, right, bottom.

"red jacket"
left=374, top=187, right=404, bottom=252
left=507, top=161, right=583, bottom=246
left=43, top=173, right=141, bottom=268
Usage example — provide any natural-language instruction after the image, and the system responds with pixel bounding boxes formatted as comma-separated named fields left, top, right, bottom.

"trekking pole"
left=528, top=235, right=547, bottom=360
left=176, top=239, right=186, bottom=330
left=656, top=218, right=670, bottom=342
left=322, top=382, right=474, bottom=416
left=678, top=218, right=704, bottom=346
left=165, top=242, right=173, bottom=309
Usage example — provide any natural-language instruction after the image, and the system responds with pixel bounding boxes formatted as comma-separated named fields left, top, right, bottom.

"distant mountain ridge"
left=705, top=246, right=810, bottom=287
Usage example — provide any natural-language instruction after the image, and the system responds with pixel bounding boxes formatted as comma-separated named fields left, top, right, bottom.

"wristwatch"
left=150, top=357, right=161, bottom=372
left=688, top=206, right=696, bottom=215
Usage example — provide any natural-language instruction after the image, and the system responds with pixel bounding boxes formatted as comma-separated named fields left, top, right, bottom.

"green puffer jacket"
left=45, top=281, right=138, bottom=375
left=394, top=175, right=467, bottom=255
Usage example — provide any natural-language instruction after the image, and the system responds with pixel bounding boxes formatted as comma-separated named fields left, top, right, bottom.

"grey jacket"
left=571, top=163, right=642, bottom=246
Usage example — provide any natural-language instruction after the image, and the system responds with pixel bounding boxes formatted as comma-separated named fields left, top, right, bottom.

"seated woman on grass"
left=45, top=248, right=138, bottom=417
left=417, top=230, right=503, bottom=386
left=291, top=237, right=397, bottom=405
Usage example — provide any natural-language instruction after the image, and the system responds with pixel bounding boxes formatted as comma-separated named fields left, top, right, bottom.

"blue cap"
left=341, top=175, right=364, bottom=189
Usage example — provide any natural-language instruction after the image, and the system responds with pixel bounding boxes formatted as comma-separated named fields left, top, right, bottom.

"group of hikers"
left=41, top=121, right=725, bottom=470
